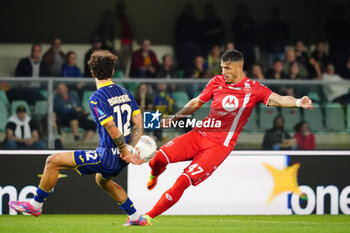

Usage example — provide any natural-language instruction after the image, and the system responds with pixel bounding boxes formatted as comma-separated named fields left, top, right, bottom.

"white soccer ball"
left=132, top=135, right=157, bottom=162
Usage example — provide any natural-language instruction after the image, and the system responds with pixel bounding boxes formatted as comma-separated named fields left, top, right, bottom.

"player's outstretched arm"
left=104, top=120, right=144, bottom=165
left=128, top=112, right=143, bottom=147
left=268, top=93, right=313, bottom=110
left=163, top=97, right=205, bottom=127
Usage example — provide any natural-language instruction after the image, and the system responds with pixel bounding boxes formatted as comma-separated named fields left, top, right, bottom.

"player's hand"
left=300, top=96, right=313, bottom=110
left=161, top=118, right=172, bottom=128
left=120, top=150, right=145, bottom=165
left=129, top=153, right=145, bottom=165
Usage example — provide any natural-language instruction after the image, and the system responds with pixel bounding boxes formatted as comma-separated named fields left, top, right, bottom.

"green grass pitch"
left=1, top=215, right=349, bottom=233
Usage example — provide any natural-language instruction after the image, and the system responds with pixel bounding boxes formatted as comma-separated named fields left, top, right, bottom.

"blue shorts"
left=73, top=150, right=127, bottom=178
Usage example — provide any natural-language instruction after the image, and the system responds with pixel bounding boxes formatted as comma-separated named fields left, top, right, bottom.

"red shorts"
left=159, top=131, right=232, bottom=186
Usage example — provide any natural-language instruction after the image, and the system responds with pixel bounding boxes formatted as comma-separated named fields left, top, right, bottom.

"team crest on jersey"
left=222, top=95, right=239, bottom=112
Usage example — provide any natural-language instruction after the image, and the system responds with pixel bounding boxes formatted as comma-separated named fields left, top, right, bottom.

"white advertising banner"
left=128, top=155, right=292, bottom=215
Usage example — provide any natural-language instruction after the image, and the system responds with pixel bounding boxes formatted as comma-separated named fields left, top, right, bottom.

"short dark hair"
left=220, top=50, right=244, bottom=64
left=162, top=54, right=172, bottom=62
left=31, top=43, right=41, bottom=51
left=273, top=59, right=283, bottom=64
left=66, top=51, right=76, bottom=59
left=88, top=50, right=117, bottom=80
left=52, top=37, right=62, bottom=44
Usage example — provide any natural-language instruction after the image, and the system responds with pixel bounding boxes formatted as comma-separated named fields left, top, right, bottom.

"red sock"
left=149, top=150, right=168, bottom=176
left=146, top=174, right=191, bottom=219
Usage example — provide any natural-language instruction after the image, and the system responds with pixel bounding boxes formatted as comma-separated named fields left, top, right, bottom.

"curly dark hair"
left=88, top=50, right=117, bottom=80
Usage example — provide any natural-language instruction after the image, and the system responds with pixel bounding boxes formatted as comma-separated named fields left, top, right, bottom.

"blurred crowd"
left=11, top=1, right=350, bottom=81
left=1, top=1, right=350, bottom=150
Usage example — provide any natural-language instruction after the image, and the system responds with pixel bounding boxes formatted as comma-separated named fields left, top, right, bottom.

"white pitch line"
left=185, top=218, right=350, bottom=225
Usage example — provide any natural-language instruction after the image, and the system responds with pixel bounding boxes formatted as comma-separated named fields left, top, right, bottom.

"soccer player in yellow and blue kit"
left=9, top=50, right=150, bottom=226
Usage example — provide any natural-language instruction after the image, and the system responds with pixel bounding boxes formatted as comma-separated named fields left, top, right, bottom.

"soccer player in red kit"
left=141, top=50, right=313, bottom=224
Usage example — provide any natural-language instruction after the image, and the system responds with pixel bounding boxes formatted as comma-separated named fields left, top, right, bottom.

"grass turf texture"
left=1, top=215, right=349, bottom=233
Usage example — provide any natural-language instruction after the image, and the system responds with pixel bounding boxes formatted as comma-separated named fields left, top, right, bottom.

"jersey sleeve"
left=256, top=83, right=273, bottom=106
left=127, top=91, right=141, bottom=116
left=199, top=78, right=215, bottom=103
left=89, top=94, right=113, bottom=126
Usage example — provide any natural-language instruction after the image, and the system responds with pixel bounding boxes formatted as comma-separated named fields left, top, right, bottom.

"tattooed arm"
left=104, top=120, right=143, bottom=165
left=128, top=112, right=143, bottom=147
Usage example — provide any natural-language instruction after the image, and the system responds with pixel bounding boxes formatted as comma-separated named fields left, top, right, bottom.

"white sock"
left=128, top=211, right=141, bottom=221
left=30, top=199, right=43, bottom=209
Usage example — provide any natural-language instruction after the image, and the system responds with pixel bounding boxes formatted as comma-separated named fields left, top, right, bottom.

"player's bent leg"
left=39, top=152, right=76, bottom=190
left=95, top=174, right=150, bottom=226
left=147, top=150, right=168, bottom=190
left=146, top=174, right=191, bottom=219
left=95, top=173, right=127, bottom=203
left=147, top=132, right=200, bottom=190
left=9, top=152, right=76, bottom=217
left=184, top=145, right=231, bottom=187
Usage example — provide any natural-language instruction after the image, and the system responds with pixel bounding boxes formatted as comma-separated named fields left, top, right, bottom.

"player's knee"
left=149, top=150, right=168, bottom=168
left=179, top=173, right=193, bottom=188
left=45, top=154, right=59, bottom=168
left=95, top=174, right=109, bottom=189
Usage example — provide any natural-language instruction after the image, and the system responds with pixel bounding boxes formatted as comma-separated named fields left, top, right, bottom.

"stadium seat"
left=82, top=91, right=95, bottom=112
left=325, top=103, right=346, bottom=132
left=281, top=107, right=301, bottom=131
left=34, top=101, right=48, bottom=116
left=173, top=91, right=190, bottom=109
left=39, top=90, right=48, bottom=98
left=242, top=107, right=258, bottom=132
left=116, top=82, right=127, bottom=89
left=0, top=90, right=9, bottom=109
left=259, top=104, right=279, bottom=131
left=0, top=101, right=8, bottom=132
left=308, top=91, right=321, bottom=103
left=303, top=103, right=325, bottom=132
left=126, top=82, right=139, bottom=94
left=11, top=100, right=30, bottom=116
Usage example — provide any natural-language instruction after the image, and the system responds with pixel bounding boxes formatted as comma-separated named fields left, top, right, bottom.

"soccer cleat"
left=9, top=201, right=42, bottom=217
left=147, top=174, right=158, bottom=190
left=147, top=168, right=165, bottom=190
left=123, top=215, right=151, bottom=226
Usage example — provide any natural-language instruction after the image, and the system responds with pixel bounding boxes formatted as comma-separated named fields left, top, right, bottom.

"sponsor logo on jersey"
left=94, top=106, right=107, bottom=120
left=96, top=107, right=105, bottom=116
left=222, top=95, right=239, bottom=112
left=90, top=101, right=97, bottom=105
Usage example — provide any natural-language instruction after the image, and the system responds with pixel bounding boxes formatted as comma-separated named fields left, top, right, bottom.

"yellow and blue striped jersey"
left=89, top=81, right=140, bottom=170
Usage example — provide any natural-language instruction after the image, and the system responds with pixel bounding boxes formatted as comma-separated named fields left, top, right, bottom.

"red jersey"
left=195, top=75, right=273, bottom=149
